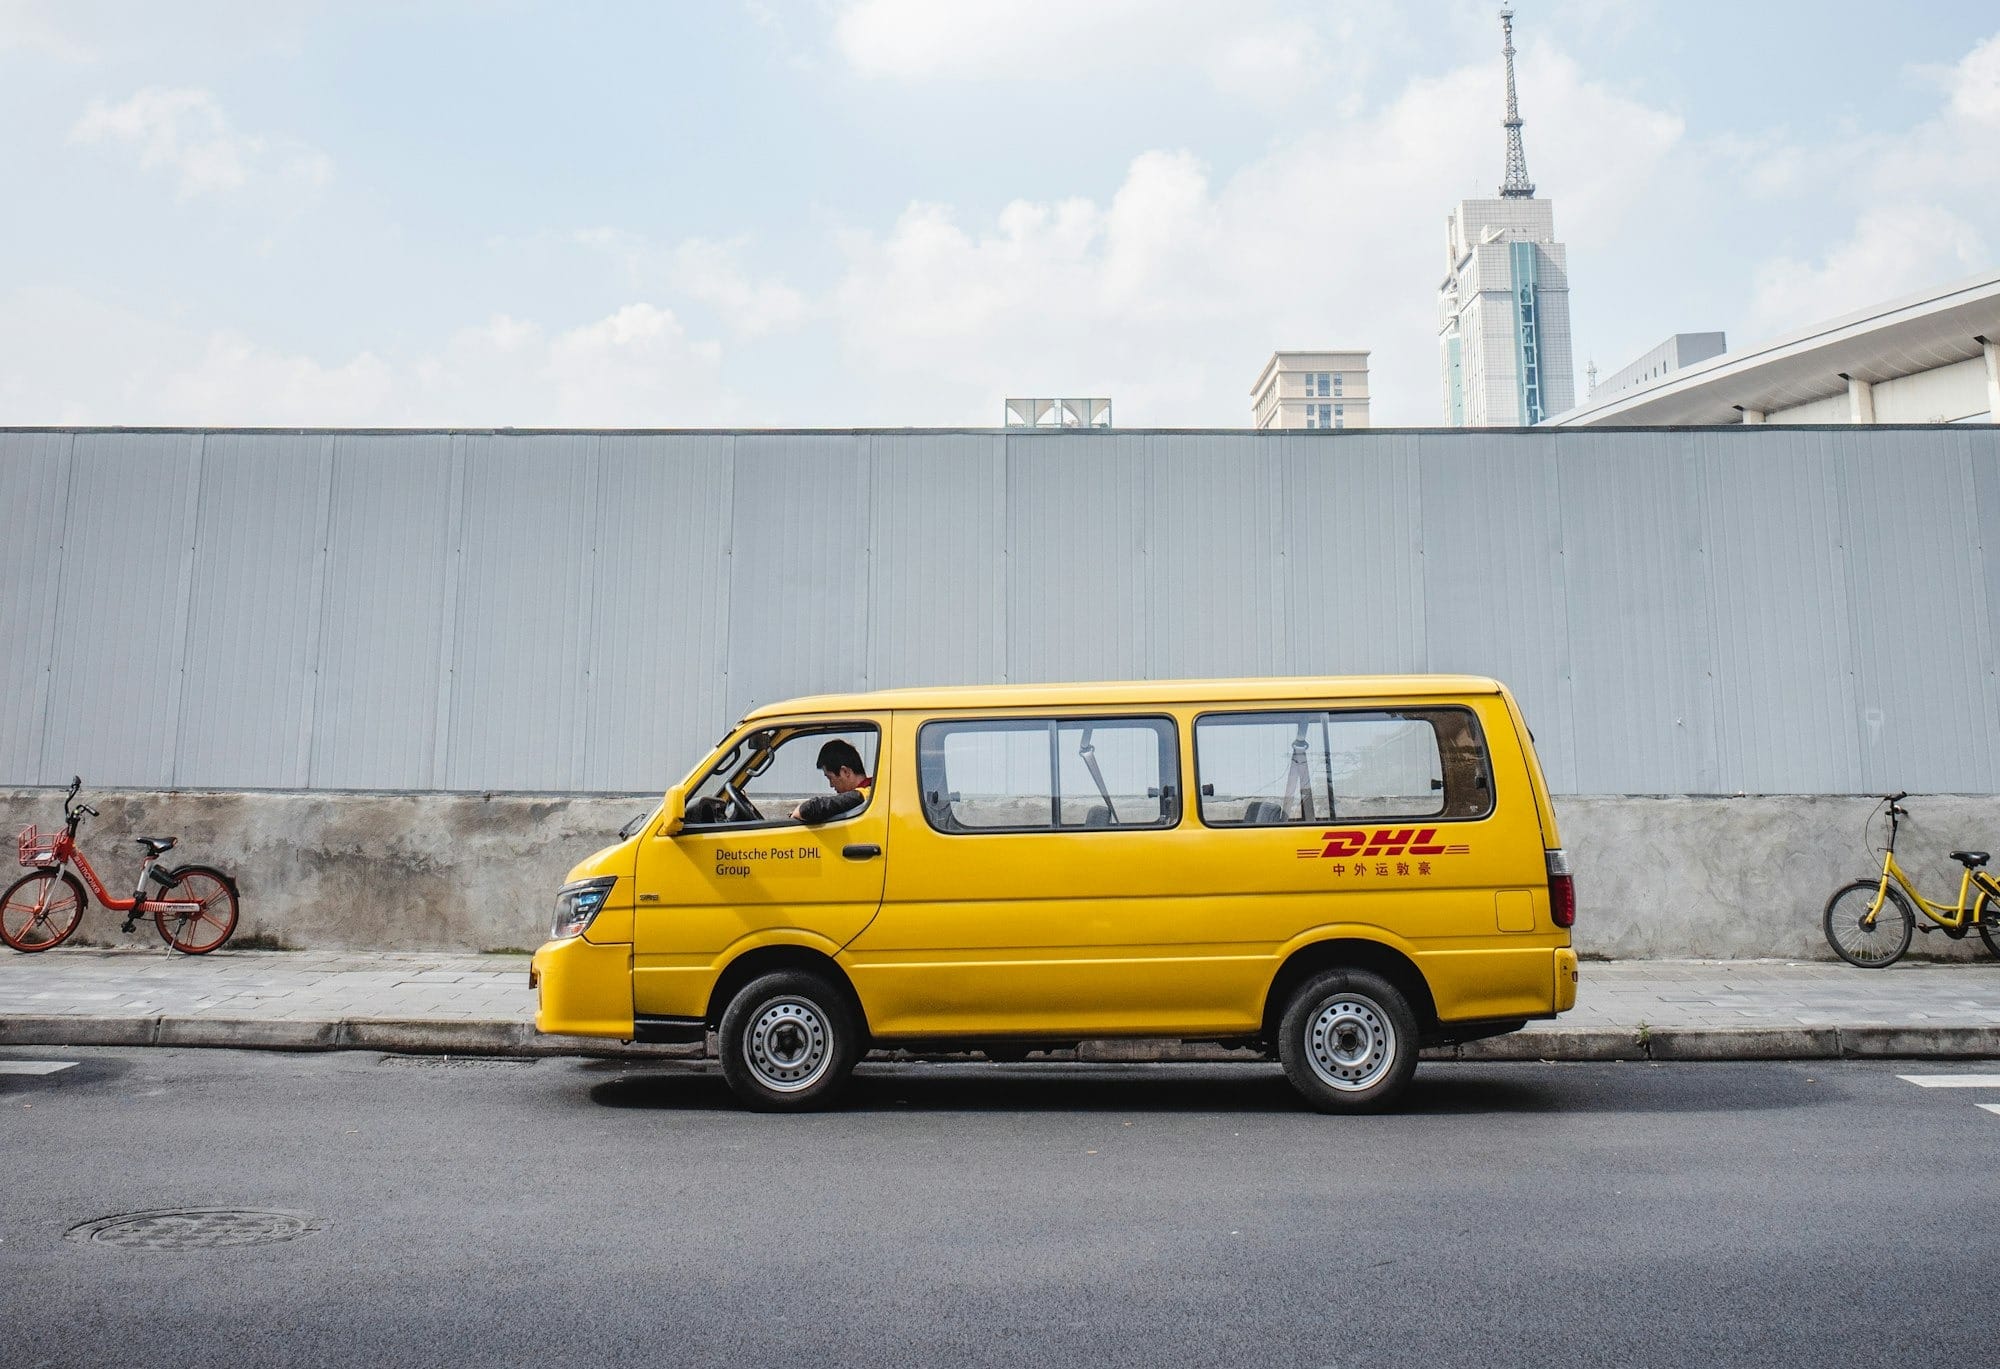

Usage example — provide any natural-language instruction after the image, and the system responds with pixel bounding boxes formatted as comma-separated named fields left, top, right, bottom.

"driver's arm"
left=793, top=790, right=866, bottom=824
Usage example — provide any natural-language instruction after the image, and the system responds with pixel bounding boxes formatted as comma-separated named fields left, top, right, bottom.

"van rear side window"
left=918, top=717, right=1179, bottom=833
left=1195, top=708, right=1491, bottom=825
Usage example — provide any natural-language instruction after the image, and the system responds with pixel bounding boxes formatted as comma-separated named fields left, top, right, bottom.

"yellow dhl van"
left=531, top=676, right=1578, bottom=1112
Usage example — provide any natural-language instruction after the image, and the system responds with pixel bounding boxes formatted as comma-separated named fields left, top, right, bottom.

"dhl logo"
left=1294, top=828, right=1471, bottom=860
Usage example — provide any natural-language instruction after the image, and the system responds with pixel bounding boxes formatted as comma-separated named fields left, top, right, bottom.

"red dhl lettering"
left=1318, top=828, right=1452, bottom=859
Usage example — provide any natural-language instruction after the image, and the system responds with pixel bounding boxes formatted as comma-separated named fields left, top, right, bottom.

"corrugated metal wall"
left=3, top=425, right=1995, bottom=795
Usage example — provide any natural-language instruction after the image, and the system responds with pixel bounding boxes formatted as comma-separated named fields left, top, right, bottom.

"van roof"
left=744, top=675, right=1507, bottom=720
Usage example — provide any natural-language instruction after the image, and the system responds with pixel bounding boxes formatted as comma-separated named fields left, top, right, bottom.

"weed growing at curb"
left=229, top=931, right=296, bottom=951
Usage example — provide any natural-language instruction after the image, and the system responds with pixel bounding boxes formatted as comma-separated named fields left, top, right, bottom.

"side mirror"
left=659, top=784, right=686, bottom=837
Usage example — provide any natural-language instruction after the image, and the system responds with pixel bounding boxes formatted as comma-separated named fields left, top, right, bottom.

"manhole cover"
left=66, top=1209, right=322, bottom=1250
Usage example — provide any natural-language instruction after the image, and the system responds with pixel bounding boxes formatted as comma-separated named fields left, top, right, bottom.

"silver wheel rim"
left=1305, top=993, right=1395, bottom=1092
left=744, top=998, right=832, bottom=1093
left=1828, top=888, right=1905, bottom=964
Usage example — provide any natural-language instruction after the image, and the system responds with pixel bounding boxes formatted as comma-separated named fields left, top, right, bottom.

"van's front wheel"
left=1277, top=970, right=1418, bottom=1113
left=718, top=971, right=865, bottom=1112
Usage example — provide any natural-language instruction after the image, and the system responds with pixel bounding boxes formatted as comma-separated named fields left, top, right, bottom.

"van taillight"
left=1546, top=849, right=1575, bottom=928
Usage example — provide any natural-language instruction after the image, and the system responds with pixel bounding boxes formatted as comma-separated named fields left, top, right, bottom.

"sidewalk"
left=3, top=948, right=2000, bottom=1061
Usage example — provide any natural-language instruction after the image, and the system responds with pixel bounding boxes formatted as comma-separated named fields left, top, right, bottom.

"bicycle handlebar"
left=63, top=777, right=96, bottom=829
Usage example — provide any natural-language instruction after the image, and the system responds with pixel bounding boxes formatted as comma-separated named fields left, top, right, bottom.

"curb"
left=4, top=1015, right=2000, bottom=1062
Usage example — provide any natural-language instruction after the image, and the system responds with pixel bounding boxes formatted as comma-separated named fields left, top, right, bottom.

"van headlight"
left=551, top=877, right=616, bottom=940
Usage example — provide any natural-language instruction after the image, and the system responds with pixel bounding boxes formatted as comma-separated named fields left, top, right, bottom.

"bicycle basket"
left=18, top=825, right=61, bottom=867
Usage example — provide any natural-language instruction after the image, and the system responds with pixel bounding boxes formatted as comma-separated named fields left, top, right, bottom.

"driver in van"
left=791, top=739, right=872, bottom=823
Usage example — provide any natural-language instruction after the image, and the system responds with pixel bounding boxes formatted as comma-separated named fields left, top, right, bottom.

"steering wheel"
left=723, top=781, right=762, bottom=823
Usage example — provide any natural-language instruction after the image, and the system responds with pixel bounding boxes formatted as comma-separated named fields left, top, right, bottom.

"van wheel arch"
left=705, top=946, right=866, bottom=1032
left=1262, top=939, right=1437, bottom=1049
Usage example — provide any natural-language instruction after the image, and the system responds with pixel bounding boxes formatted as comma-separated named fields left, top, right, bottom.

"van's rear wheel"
left=1277, top=970, right=1418, bottom=1113
left=718, top=970, right=865, bottom=1112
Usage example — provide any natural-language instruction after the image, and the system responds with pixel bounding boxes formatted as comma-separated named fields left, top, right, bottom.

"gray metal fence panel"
left=584, top=434, right=735, bottom=792
left=867, top=433, right=1007, bottom=691
left=1150, top=433, right=1286, bottom=680
left=307, top=433, right=457, bottom=790
left=0, top=433, right=71, bottom=783
left=1006, top=433, right=1152, bottom=684
left=1282, top=432, right=1426, bottom=676
left=1416, top=431, right=1578, bottom=791
left=37, top=432, right=201, bottom=788
left=724, top=433, right=871, bottom=721
left=1698, top=428, right=1862, bottom=794
left=445, top=433, right=596, bottom=791
left=1976, top=435, right=2000, bottom=763
left=1557, top=431, right=1719, bottom=793
left=172, top=432, right=328, bottom=789
left=4, top=425, right=2000, bottom=795
left=1835, top=429, right=2000, bottom=792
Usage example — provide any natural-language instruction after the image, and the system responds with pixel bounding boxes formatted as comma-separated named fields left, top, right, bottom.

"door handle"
left=842, top=844, right=881, bottom=861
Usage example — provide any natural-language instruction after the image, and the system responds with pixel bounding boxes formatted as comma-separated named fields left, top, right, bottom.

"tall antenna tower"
left=1498, top=7, right=1535, bottom=198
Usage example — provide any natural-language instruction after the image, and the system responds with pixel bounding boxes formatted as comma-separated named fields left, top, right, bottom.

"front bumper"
left=530, top=936, right=635, bottom=1039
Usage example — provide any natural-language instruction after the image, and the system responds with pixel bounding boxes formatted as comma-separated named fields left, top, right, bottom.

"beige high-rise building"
left=1250, top=351, right=1371, bottom=429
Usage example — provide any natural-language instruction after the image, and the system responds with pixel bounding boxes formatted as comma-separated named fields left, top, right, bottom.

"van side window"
left=1195, top=708, right=1491, bottom=825
left=918, top=717, right=1178, bottom=833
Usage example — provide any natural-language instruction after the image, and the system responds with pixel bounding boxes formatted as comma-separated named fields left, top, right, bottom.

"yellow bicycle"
left=1824, top=793, right=2000, bottom=968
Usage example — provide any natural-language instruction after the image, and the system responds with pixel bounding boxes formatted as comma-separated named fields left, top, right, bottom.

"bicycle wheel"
left=154, top=866, right=238, bottom=954
left=1977, top=892, right=2000, bottom=959
left=1823, top=880, right=1914, bottom=968
left=1, top=869, right=88, bottom=952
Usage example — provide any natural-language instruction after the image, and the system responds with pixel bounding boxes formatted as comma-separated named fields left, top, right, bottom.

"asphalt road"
left=2, top=1049, right=1996, bottom=1369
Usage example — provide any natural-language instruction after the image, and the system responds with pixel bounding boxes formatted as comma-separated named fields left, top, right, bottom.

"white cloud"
left=831, top=0, right=1353, bottom=107
left=0, top=0, right=94, bottom=61
left=575, top=229, right=808, bottom=339
left=1745, top=206, right=1989, bottom=340
left=0, top=288, right=733, bottom=427
left=1946, top=30, right=2000, bottom=122
left=69, top=87, right=332, bottom=199
left=826, top=40, right=1683, bottom=423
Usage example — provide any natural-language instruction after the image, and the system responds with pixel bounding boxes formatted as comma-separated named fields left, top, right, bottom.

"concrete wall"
left=8, top=787, right=1997, bottom=961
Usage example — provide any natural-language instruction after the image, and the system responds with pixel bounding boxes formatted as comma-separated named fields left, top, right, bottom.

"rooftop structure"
left=1548, top=270, right=2000, bottom=426
left=1591, top=333, right=1728, bottom=401
left=1003, top=398, right=1112, bottom=429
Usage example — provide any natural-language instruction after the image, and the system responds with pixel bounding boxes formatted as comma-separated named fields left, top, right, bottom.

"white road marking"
left=1895, top=1074, right=2000, bottom=1088
left=0, top=1061, right=77, bottom=1076
left=1978, top=1104, right=2000, bottom=1117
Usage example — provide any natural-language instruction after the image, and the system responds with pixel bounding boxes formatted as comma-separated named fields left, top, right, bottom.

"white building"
left=1249, top=351, right=1371, bottom=429
left=1437, top=8, right=1575, bottom=427
left=1590, top=332, right=1727, bottom=402
left=1548, top=270, right=2000, bottom=427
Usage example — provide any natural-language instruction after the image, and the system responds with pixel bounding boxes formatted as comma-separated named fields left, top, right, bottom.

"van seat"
left=1242, top=799, right=1284, bottom=826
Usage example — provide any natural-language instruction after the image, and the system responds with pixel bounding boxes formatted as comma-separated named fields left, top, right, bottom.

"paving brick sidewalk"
left=4, top=948, right=2000, bottom=1060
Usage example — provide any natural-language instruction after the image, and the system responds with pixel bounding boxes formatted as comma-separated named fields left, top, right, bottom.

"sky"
left=1, top=0, right=1996, bottom=428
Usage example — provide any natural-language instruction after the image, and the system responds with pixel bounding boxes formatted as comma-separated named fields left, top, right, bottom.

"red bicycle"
left=2, top=777, right=238, bottom=954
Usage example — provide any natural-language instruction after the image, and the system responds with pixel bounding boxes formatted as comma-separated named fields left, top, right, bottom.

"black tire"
left=1823, top=879, right=1914, bottom=968
left=0, top=869, right=88, bottom=952
left=154, top=865, right=238, bottom=955
left=717, top=970, right=865, bottom=1112
left=1977, top=892, right=2000, bottom=960
left=1276, top=969, right=1419, bottom=1113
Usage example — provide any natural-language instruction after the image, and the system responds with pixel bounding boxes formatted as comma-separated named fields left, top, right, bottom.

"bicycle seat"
left=135, top=837, right=177, bottom=856
left=1949, top=850, right=1989, bottom=869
